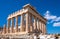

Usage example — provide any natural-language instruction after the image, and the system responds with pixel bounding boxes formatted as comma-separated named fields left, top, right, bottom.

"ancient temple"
left=2, top=4, right=47, bottom=36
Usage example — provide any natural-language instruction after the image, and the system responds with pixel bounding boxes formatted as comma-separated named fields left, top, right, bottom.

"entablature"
left=7, top=9, right=28, bottom=19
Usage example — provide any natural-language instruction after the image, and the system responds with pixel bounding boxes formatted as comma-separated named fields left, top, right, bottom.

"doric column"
left=44, top=23, right=46, bottom=34
left=26, top=13, right=29, bottom=32
left=42, top=23, right=44, bottom=33
left=11, top=18, right=14, bottom=33
left=41, top=22, right=43, bottom=33
left=39, top=21, right=42, bottom=33
left=3, top=24, right=6, bottom=34
left=20, top=14, right=24, bottom=32
left=7, top=18, right=10, bottom=33
left=16, top=16, right=18, bottom=32
left=43, top=23, right=44, bottom=34
left=34, top=16, right=37, bottom=30
left=29, top=13, right=33, bottom=32
left=37, top=19, right=39, bottom=31
left=38, top=20, right=40, bottom=31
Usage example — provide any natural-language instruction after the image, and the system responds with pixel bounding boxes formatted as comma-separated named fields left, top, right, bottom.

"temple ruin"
left=0, top=4, right=47, bottom=39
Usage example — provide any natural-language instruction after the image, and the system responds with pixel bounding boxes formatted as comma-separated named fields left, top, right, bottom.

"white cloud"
left=44, top=11, right=57, bottom=20
left=53, top=17, right=60, bottom=21
left=50, top=17, right=60, bottom=23
left=53, top=22, right=60, bottom=26
left=44, top=10, right=60, bottom=27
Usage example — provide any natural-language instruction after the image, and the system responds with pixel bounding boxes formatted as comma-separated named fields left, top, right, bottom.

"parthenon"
left=2, top=4, right=47, bottom=36
left=1, top=4, right=47, bottom=39
left=0, top=4, right=60, bottom=39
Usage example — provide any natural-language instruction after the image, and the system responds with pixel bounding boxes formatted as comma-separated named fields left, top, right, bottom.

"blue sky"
left=0, top=0, right=60, bottom=34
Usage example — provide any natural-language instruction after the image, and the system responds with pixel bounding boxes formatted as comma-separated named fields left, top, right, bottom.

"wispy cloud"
left=53, top=22, right=60, bottom=26
left=44, top=11, right=57, bottom=20
left=52, top=17, right=60, bottom=21
left=44, top=11, right=60, bottom=27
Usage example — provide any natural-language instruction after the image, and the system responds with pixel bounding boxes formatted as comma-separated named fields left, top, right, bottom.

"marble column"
left=43, top=23, right=44, bottom=34
left=11, top=18, right=14, bottom=33
left=34, top=16, right=37, bottom=30
left=26, top=13, right=29, bottom=32
left=16, top=16, right=18, bottom=32
left=39, top=21, right=42, bottom=32
left=44, top=23, right=46, bottom=34
left=3, top=24, right=6, bottom=34
left=29, top=13, right=33, bottom=32
left=37, top=19, right=39, bottom=31
left=20, top=14, right=24, bottom=32
left=7, top=18, right=10, bottom=33
left=38, top=20, right=40, bottom=31
left=41, top=22, right=43, bottom=33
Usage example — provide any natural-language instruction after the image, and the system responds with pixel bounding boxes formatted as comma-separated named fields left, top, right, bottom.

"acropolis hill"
left=0, top=4, right=48, bottom=39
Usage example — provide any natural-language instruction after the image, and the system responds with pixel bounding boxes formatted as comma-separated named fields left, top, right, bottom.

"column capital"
left=34, top=16, right=37, bottom=19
